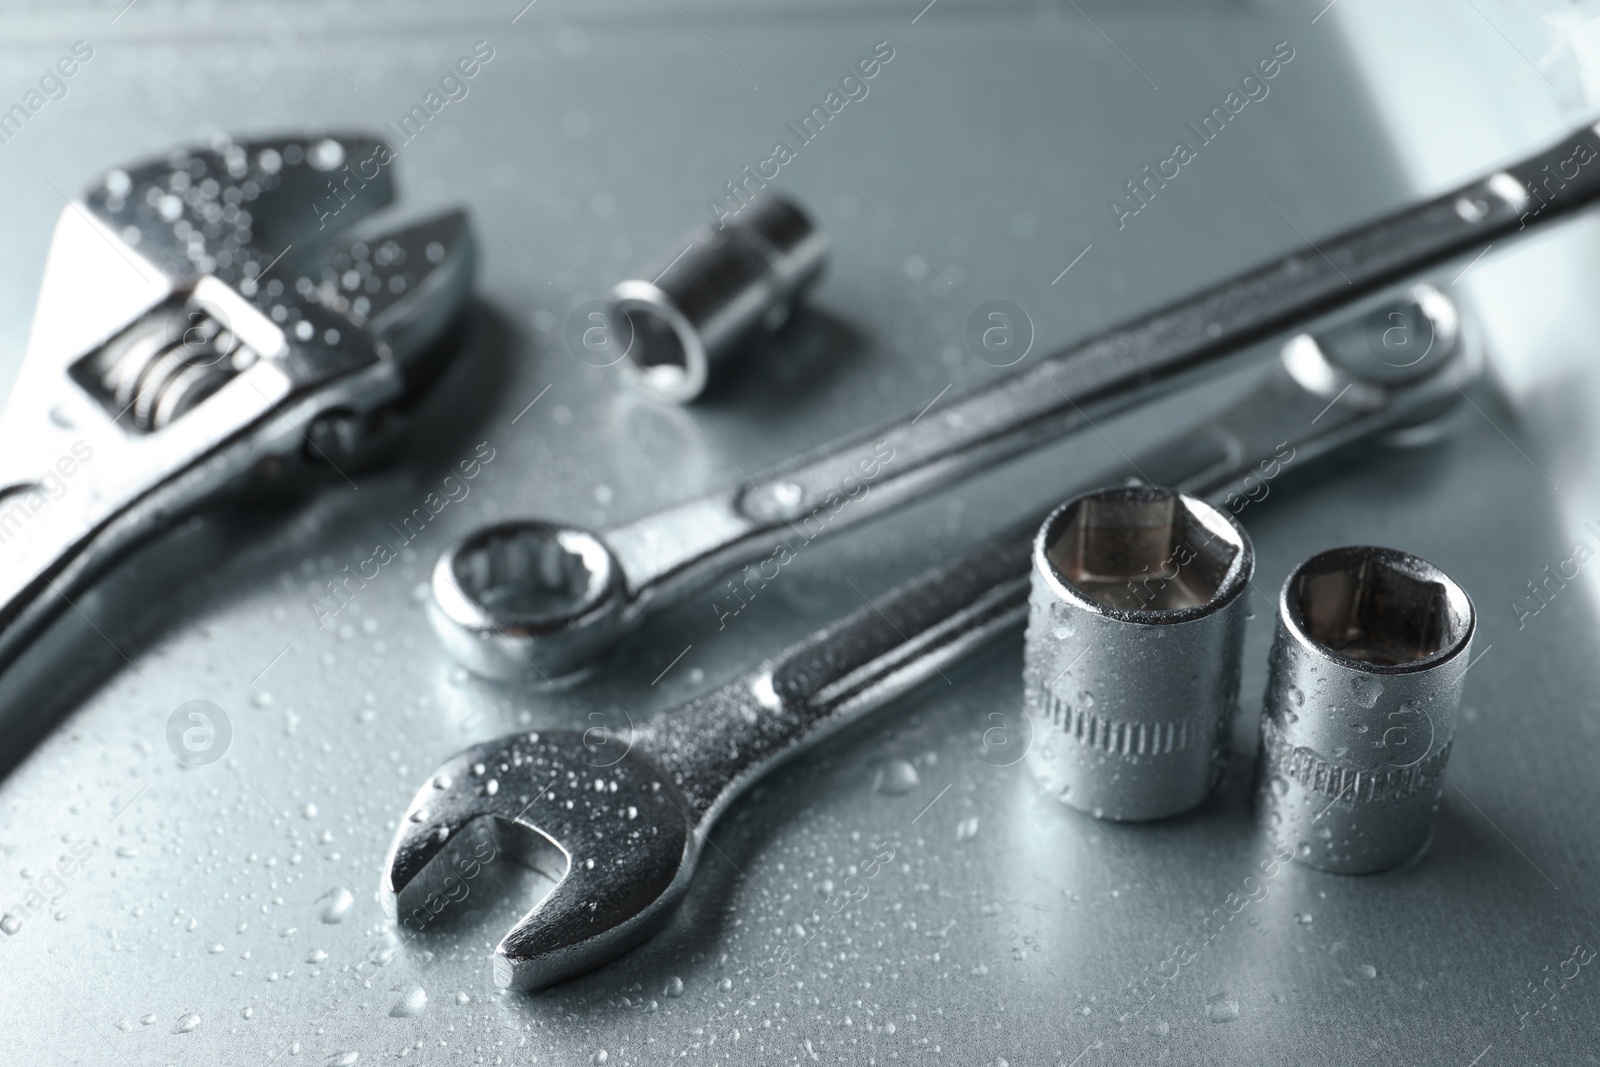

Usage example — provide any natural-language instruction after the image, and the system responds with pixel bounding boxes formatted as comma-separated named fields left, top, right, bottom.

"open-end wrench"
left=0, top=134, right=474, bottom=680
left=383, top=302, right=1480, bottom=991
left=429, top=121, right=1595, bottom=682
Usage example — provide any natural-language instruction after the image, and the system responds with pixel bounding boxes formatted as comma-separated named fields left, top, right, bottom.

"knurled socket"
left=1023, top=485, right=1254, bottom=821
left=1254, top=546, right=1474, bottom=874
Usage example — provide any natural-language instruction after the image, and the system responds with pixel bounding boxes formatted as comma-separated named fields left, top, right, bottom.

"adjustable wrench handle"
left=637, top=316, right=1481, bottom=828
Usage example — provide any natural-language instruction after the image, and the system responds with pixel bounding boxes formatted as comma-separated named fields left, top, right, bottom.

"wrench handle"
left=640, top=520, right=1032, bottom=826
left=638, top=319, right=1480, bottom=829
left=605, top=124, right=1599, bottom=620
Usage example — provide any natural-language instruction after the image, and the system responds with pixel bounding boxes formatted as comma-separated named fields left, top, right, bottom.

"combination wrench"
left=385, top=307, right=1479, bottom=991
left=429, top=121, right=1598, bottom=682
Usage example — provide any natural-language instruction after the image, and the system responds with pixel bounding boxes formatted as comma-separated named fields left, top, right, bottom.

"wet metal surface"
left=0, top=2, right=1595, bottom=1065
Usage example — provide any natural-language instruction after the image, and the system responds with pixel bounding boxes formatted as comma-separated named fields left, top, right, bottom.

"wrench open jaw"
left=380, top=731, right=696, bottom=993
left=0, top=133, right=474, bottom=679
left=387, top=296, right=1483, bottom=993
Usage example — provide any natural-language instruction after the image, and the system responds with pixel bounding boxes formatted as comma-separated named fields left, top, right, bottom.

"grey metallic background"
left=0, top=0, right=1596, bottom=1064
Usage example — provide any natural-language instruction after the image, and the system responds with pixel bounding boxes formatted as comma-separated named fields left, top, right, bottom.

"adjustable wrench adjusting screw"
left=1023, top=485, right=1254, bottom=821
left=1254, top=545, right=1474, bottom=874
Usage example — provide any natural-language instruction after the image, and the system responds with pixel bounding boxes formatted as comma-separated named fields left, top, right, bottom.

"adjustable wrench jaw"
left=380, top=732, right=698, bottom=993
left=0, top=134, right=473, bottom=676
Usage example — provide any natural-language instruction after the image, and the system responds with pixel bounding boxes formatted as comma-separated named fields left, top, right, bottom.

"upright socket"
left=609, top=193, right=828, bottom=403
left=1024, top=486, right=1254, bottom=821
left=1255, top=546, right=1474, bottom=874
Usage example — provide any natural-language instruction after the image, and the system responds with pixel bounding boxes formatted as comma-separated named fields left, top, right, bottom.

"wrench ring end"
left=430, top=520, right=625, bottom=682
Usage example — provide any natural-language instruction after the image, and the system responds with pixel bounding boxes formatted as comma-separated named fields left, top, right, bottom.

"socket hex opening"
left=1042, top=486, right=1247, bottom=615
left=623, top=306, right=691, bottom=383
left=611, top=283, right=707, bottom=403
left=1286, top=545, right=1472, bottom=668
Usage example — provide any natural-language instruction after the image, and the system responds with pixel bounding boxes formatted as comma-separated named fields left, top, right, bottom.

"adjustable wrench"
left=384, top=303, right=1480, bottom=991
left=0, top=134, right=474, bottom=680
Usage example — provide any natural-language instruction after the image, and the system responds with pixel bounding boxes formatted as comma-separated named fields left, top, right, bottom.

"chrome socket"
left=1254, top=545, right=1474, bottom=874
left=1023, top=485, right=1254, bottom=821
left=609, top=193, right=828, bottom=403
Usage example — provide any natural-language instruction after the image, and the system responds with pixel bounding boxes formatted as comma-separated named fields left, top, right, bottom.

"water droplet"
left=1205, top=996, right=1239, bottom=1023
left=241, top=1006, right=254, bottom=1020
left=432, top=774, right=453, bottom=790
left=0, top=913, right=20, bottom=935
left=454, top=992, right=470, bottom=1005
left=1350, top=675, right=1383, bottom=708
left=306, top=949, right=328, bottom=963
left=1295, top=912, right=1314, bottom=925
left=390, top=986, right=428, bottom=1017
left=484, top=779, right=499, bottom=796
left=872, top=759, right=920, bottom=795
left=664, top=976, right=685, bottom=998
left=591, top=1051, right=609, bottom=1065
left=956, top=816, right=980, bottom=841
left=317, top=887, right=354, bottom=924
left=326, top=1053, right=359, bottom=1067
left=1358, top=963, right=1377, bottom=980
left=174, top=1012, right=201, bottom=1034
left=140, top=1013, right=157, bottom=1025
left=718, top=977, right=733, bottom=992
left=208, top=942, right=225, bottom=954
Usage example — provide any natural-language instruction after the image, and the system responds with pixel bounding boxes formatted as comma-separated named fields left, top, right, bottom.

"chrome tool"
left=1022, top=485, right=1253, bottom=822
left=1255, top=545, right=1475, bottom=874
left=385, top=301, right=1478, bottom=990
left=428, top=119, right=1598, bottom=683
left=0, top=134, right=474, bottom=679
left=607, top=192, right=828, bottom=403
